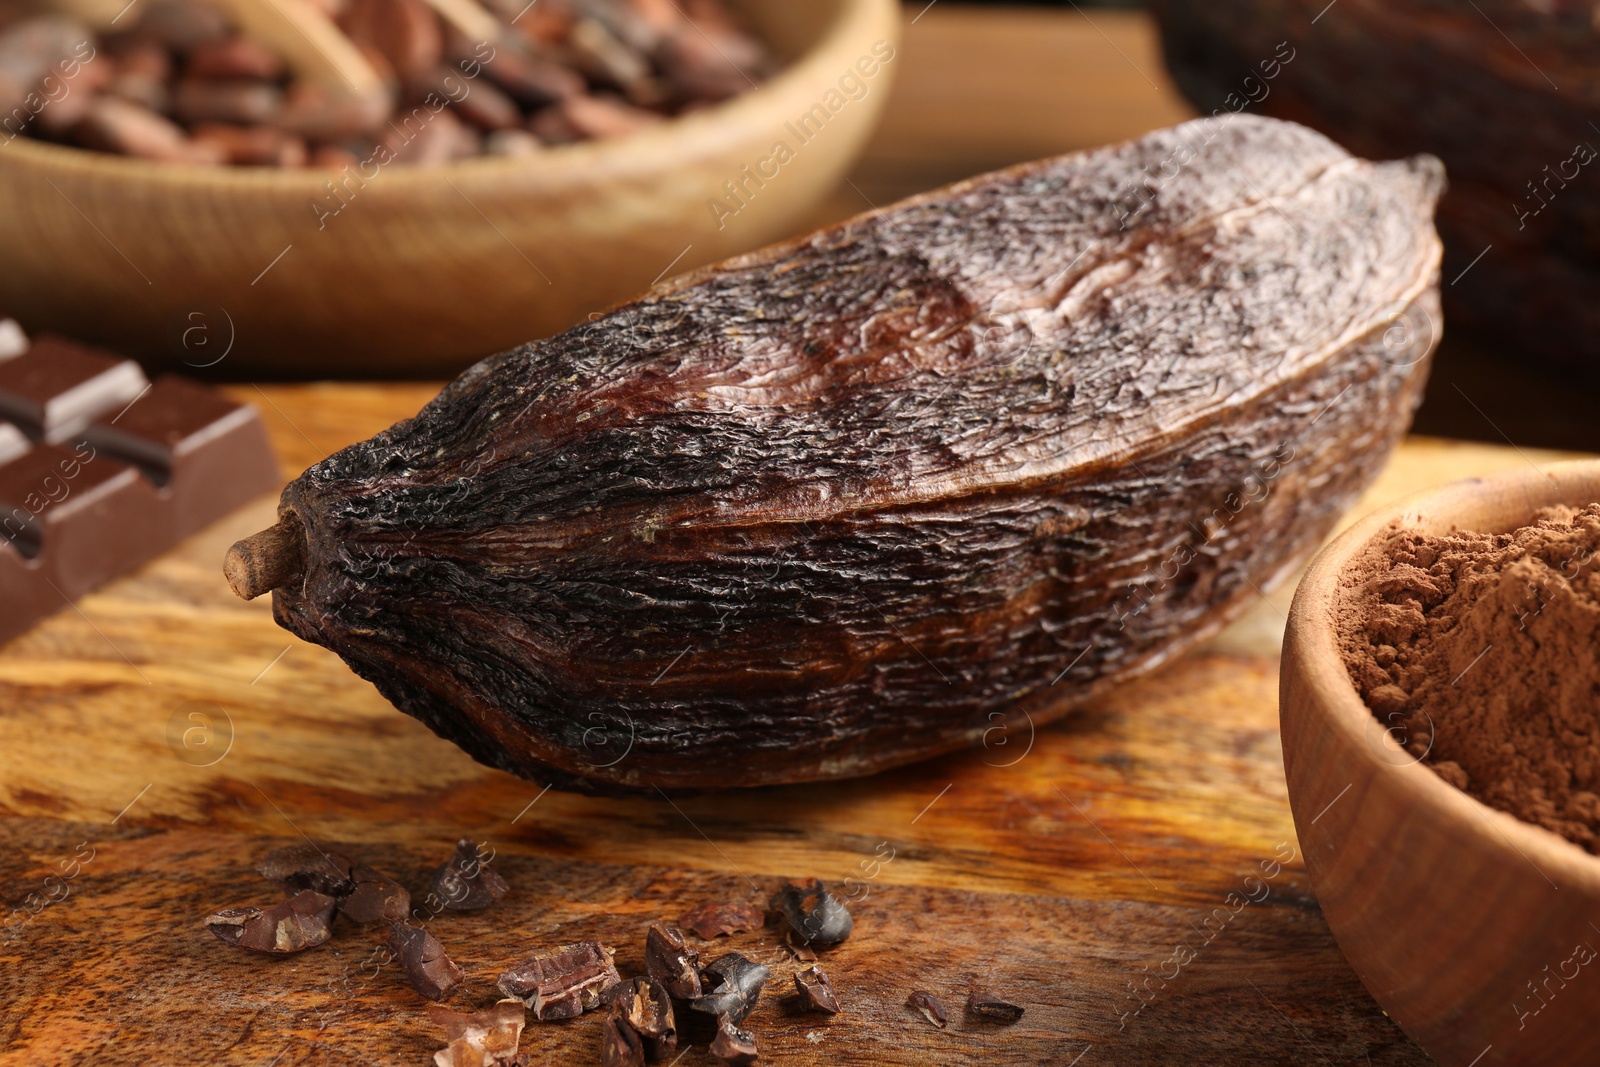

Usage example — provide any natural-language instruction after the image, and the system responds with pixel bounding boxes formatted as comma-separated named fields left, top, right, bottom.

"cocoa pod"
left=226, top=116, right=1444, bottom=794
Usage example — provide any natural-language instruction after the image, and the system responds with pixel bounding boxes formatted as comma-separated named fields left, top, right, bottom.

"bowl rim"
left=0, top=0, right=898, bottom=189
left=1285, top=458, right=1600, bottom=889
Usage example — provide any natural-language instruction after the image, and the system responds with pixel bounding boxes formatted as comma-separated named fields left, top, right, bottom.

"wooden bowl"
left=1281, top=461, right=1600, bottom=1067
left=0, top=0, right=898, bottom=377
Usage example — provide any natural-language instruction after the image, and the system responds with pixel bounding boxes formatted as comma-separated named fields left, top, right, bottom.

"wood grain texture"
left=0, top=379, right=1588, bottom=1064
left=1282, top=462, right=1600, bottom=1067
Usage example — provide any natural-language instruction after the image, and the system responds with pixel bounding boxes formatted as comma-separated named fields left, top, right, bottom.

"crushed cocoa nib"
left=690, top=953, right=770, bottom=1025
left=708, top=1014, right=759, bottom=1064
left=429, top=998, right=528, bottom=1067
left=255, top=843, right=409, bottom=922
left=906, top=990, right=948, bottom=1029
left=679, top=900, right=763, bottom=939
left=967, top=990, right=1025, bottom=1023
left=205, top=889, right=336, bottom=954
left=793, top=965, right=840, bottom=1015
left=390, top=921, right=465, bottom=1001
left=257, top=844, right=354, bottom=897
left=600, top=1012, right=645, bottom=1067
left=614, top=977, right=677, bottom=1060
left=341, top=864, right=411, bottom=923
left=768, top=878, right=852, bottom=947
left=781, top=931, right=817, bottom=962
left=497, top=940, right=621, bottom=1020
left=644, top=922, right=701, bottom=999
left=432, top=838, right=509, bottom=911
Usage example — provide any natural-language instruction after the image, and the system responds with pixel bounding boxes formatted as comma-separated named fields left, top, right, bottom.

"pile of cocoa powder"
left=1338, top=503, right=1600, bottom=853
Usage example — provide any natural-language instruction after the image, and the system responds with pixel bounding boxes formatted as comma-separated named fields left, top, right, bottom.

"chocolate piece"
left=708, top=1015, right=758, bottom=1064
left=644, top=922, right=700, bottom=999
left=690, top=953, right=769, bottom=1026
left=431, top=837, right=508, bottom=911
left=0, top=335, right=147, bottom=444
left=600, top=1012, right=645, bottom=1067
left=794, top=965, right=840, bottom=1015
left=613, top=977, right=676, bottom=1060
left=0, top=331, right=278, bottom=648
left=679, top=901, right=762, bottom=939
left=429, top=999, right=527, bottom=1067
left=205, top=889, right=336, bottom=954
left=390, top=921, right=465, bottom=1001
left=768, top=879, right=852, bottom=947
left=341, top=864, right=411, bottom=924
left=497, top=941, right=620, bottom=1020
left=906, top=990, right=947, bottom=1029
left=0, top=424, right=27, bottom=466
left=967, top=990, right=1024, bottom=1023
left=0, top=319, right=25, bottom=360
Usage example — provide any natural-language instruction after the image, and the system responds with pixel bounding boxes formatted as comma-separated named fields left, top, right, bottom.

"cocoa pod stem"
left=225, top=518, right=306, bottom=600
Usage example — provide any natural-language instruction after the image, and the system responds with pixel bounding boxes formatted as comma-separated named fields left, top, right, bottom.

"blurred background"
left=0, top=0, right=1593, bottom=451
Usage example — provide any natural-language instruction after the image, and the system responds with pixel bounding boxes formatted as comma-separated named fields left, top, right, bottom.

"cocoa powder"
left=1338, top=503, right=1600, bottom=852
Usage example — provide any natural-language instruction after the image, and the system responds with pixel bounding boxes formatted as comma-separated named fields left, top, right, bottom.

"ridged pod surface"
left=231, top=116, right=1444, bottom=793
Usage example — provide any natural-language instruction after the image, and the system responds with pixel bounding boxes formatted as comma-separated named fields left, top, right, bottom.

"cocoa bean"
left=191, top=122, right=307, bottom=167
left=76, top=95, right=225, bottom=163
left=171, top=77, right=281, bottom=125
left=185, top=36, right=286, bottom=82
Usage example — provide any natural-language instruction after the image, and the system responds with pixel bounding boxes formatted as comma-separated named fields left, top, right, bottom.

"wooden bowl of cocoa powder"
left=1282, top=460, right=1600, bottom=1067
left=0, top=0, right=898, bottom=376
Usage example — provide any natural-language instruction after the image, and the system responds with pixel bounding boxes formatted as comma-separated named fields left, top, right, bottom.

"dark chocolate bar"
left=0, top=319, right=279, bottom=646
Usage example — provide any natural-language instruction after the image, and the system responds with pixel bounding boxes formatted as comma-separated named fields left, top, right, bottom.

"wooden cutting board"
left=0, top=380, right=1586, bottom=1065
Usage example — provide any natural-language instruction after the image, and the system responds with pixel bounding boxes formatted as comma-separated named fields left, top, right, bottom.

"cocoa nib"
left=600, top=1012, right=645, bottom=1067
left=690, top=953, right=770, bottom=1025
left=968, top=990, right=1024, bottom=1023
left=601, top=977, right=676, bottom=1064
left=781, top=931, right=817, bottom=962
left=644, top=922, right=701, bottom=999
left=340, top=864, right=411, bottom=924
left=708, top=1015, right=759, bottom=1064
left=432, top=838, right=508, bottom=911
left=429, top=998, right=527, bottom=1067
left=390, top=921, right=465, bottom=1001
left=258, top=844, right=354, bottom=897
left=769, top=878, right=852, bottom=947
left=679, top=900, right=763, bottom=939
left=497, top=941, right=620, bottom=1020
left=906, top=990, right=948, bottom=1029
left=256, top=843, right=409, bottom=923
left=794, top=965, right=840, bottom=1015
left=617, top=977, right=677, bottom=1059
left=206, top=889, right=336, bottom=954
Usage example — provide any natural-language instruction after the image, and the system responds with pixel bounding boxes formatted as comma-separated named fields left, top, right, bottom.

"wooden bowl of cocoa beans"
left=0, top=0, right=898, bottom=376
left=1281, top=460, right=1600, bottom=1067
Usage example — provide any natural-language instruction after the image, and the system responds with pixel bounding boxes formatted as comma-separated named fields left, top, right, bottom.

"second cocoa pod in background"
left=227, top=116, right=1444, bottom=794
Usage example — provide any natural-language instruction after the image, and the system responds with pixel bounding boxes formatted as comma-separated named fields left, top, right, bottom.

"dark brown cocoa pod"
left=1150, top=0, right=1595, bottom=373
left=227, top=116, right=1443, bottom=794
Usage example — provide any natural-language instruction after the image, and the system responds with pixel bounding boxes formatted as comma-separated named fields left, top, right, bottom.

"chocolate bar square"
left=0, top=324, right=280, bottom=646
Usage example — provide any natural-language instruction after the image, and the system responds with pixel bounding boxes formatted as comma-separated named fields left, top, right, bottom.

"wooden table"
left=2, top=7, right=1588, bottom=1067
left=8, top=399, right=1582, bottom=1067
